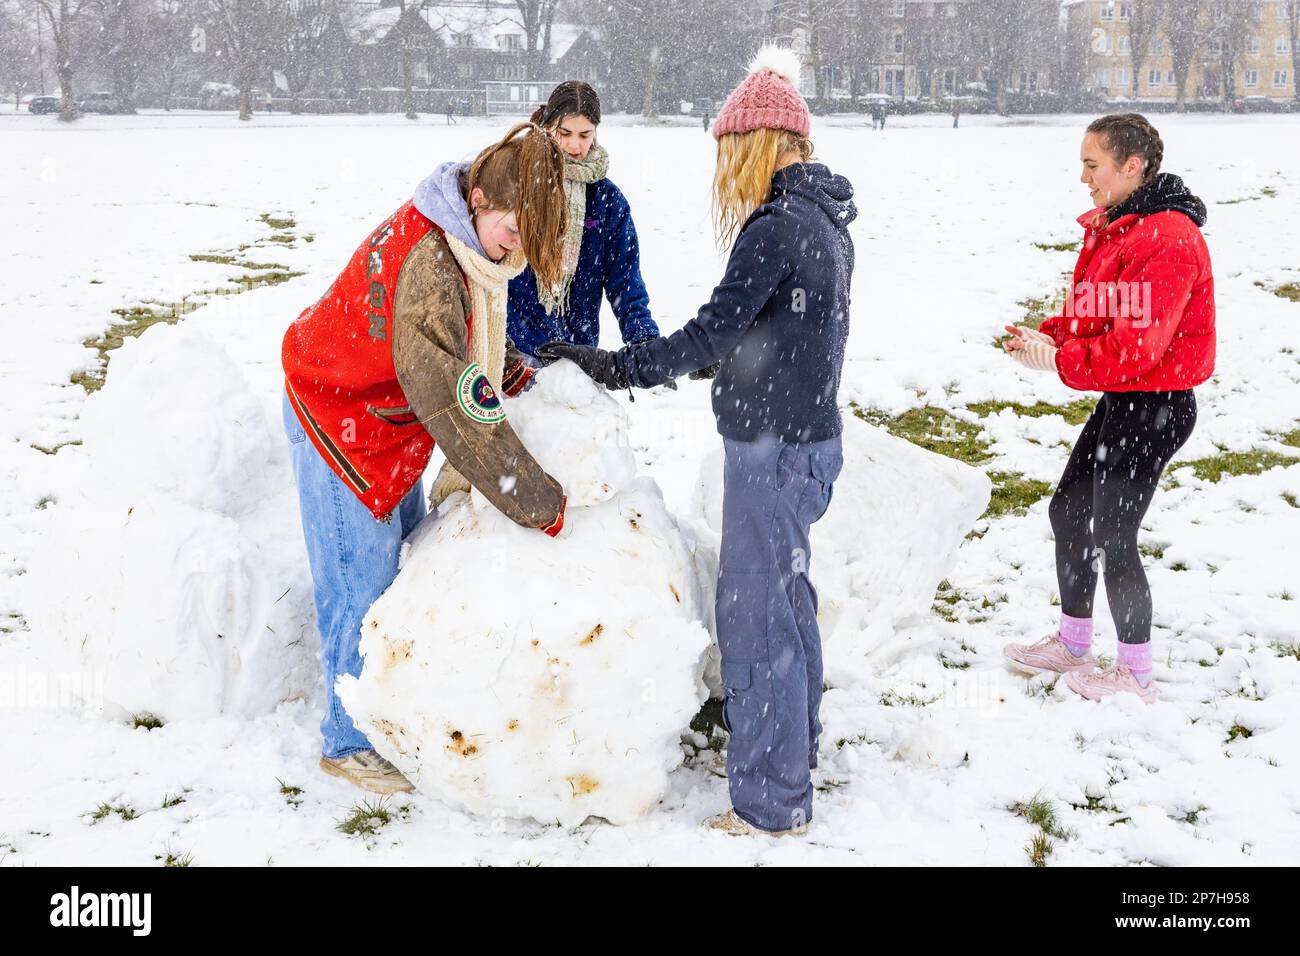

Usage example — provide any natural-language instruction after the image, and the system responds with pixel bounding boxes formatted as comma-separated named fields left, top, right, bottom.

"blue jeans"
left=716, top=433, right=843, bottom=833
left=282, top=392, right=426, bottom=758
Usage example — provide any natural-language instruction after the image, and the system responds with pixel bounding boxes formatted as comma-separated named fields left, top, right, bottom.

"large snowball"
left=692, top=414, right=991, bottom=652
left=338, top=362, right=712, bottom=826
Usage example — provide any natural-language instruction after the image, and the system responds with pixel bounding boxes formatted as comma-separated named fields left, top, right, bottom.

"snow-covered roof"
left=343, top=1, right=594, bottom=58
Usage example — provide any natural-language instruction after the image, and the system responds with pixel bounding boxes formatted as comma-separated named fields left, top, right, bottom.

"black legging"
left=1048, top=390, right=1197, bottom=645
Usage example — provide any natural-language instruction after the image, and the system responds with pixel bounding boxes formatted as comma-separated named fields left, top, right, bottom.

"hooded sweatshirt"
left=615, top=162, right=856, bottom=444
left=412, top=161, right=485, bottom=254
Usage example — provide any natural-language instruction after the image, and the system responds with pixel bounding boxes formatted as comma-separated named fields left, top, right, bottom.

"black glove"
left=688, top=362, right=720, bottom=381
left=535, top=340, right=629, bottom=391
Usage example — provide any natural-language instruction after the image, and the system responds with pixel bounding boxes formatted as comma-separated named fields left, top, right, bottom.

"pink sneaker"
left=1003, top=634, right=1096, bottom=675
left=1065, top=664, right=1158, bottom=705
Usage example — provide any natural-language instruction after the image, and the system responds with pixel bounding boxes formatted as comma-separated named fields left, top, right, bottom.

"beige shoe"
left=319, top=750, right=414, bottom=794
left=703, top=808, right=808, bottom=837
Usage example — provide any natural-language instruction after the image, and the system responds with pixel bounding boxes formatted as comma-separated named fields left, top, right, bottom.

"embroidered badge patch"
left=456, top=363, right=505, bottom=424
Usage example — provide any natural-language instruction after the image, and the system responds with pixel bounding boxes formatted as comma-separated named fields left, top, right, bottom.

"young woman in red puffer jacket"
left=1001, top=113, right=1215, bottom=705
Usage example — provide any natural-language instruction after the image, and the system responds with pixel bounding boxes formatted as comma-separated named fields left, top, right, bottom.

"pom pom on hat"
left=713, top=45, right=810, bottom=140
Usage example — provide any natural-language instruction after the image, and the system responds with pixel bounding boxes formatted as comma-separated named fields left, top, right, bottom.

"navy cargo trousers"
left=716, top=433, right=844, bottom=833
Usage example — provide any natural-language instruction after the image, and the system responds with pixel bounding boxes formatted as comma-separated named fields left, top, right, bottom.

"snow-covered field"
left=2, top=110, right=1299, bottom=865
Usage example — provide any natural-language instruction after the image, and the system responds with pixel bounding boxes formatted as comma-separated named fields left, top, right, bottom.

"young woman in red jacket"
left=1002, top=113, right=1215, bottom=704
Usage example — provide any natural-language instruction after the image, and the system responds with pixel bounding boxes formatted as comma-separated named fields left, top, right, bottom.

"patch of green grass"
left=1138, top=541, right=1167, bottom=561
left=259, top=212, right=297, bottom=231
left=131, top=712, right=164, bottom=730
left=1274, top=283, right=1300, bottom=302
left=852, top=403, right=992, bottom=465
left=986, top=471, right=1054, bottom=519
left=336, top=798, right=393, bottom=837
left=967, top=398, right=1096, bottom=426
left=87, top=802, right=137, bottom=824
left=879, top=690, right=941, bottom=707
left=189, top=253, right=240, bottom=266
left=1032, top=239, right=1081, bottom=253
left=72, top=301, right=204, bottom=392
left=1011, top=793, right=1075, bottom=842
left=1261, top=186, right=1278, bottom=198
left=1227, top=724, right=1253, bottom=742
left=1026, top=831, right=1054, bottom=866
left=228, top=270, right=305, bottom=291
left=155, top=846, right=193, bottom=867
left=1270, top=641, right=1300, bottom=660
left=1169, top=448, right=1299, bottom=484
left=160, top=792, right=187, bottom=809
left=932, top=579, right=962, bottom=623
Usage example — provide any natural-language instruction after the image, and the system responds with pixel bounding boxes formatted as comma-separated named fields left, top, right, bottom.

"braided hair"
left=1087, top=113, right=1164, bottom=185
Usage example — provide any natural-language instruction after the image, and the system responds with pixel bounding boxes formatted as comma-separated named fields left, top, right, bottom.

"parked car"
left=76, top=91, right=124, bottom=114
left=27, top=95, right=60, bottom=114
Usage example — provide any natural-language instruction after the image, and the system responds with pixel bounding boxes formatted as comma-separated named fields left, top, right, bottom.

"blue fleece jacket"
left=615, top=162, right=856, bottom=444
left=507, top=178, right=659, bottom=356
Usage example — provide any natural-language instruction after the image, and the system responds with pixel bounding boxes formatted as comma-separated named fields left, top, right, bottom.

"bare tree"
left=1127, top=0, right=1161, bottom=97
left=1206, top=0, right=1255, bottom=106
left=1290, top=0, right=1299, bottom=105
left=146, top=0, right=201, bottom=111
left=967, top=0, right=1027, bottom=115
left=1, top=2, right=44, bottom=106
left=774, top=0, right=852, bottom=108
left=92, top=0, right=145, bottom=112
left=206, top=0, right=284, bottom=120
left=273, top=0, right=330, bottom=114
left=1164, top=0, right=1211, bottom=112
left=508, top=0, right=559, bottom=80
left=33, top=0, right=90, bottom=120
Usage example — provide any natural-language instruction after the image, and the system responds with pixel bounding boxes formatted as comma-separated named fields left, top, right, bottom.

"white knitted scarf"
left=427, top=232, right=527, bottom=509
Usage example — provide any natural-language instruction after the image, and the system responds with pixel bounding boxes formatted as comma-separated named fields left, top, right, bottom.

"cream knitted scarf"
left=536, top=143, right=609, bottom=315
left=427, top=232, right=527, bottom=509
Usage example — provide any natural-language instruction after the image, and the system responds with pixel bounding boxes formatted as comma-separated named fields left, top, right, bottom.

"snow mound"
left=693, top=414, right=991, bottom=652
left=23, top=323, right=318, bottom=721
left=339, top=362, right=712, bottom=826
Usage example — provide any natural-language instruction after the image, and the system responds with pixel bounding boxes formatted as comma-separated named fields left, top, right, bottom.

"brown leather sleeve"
left=391, top=231, right=564, bottom=530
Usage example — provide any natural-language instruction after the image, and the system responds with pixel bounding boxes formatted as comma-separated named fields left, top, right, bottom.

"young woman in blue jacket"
left=507, top=81, right=660, bottom=357
left=540, top=50, right=854, bottom=839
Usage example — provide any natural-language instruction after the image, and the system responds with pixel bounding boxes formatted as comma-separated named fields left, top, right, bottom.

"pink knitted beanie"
left=713, top=46, right=810, bottom=140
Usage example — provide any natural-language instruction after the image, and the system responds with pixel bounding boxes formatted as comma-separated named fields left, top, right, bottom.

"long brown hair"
left=461, top=122, right=568, bottom=286
left=712, top=127, right=813, bottom=248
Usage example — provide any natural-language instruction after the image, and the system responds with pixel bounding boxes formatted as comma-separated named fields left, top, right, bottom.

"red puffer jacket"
left=1039, top=173, right=1215, bottom=393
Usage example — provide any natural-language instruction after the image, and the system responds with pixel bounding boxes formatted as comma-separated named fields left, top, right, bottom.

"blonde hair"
left=712, top=128, right=813, bottom=248
left=460, top=122, right=568, bottom=287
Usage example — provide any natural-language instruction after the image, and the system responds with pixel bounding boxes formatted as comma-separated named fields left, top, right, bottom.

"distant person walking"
left=703, top=111, right=711, bottom=132
left=952, top=105, right=961, bottom=128
left=444, top=100, right=457, bottom=125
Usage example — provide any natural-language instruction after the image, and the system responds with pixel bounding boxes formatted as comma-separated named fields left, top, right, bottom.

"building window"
left=1117, top=67, right=1130, bottom=86
left=452, top=31, right=473, bottom=48
left=1277, top=37, right=1291, bottom=55
left=891, top=0, right=904, bottom=16
left=1020, top=70, right=1038, bottom=92
left=1148, top=68, right=1161, bottom=86
left=1167, top=69, right=1175, bottom=84
left=1118, top=2, right=1132, bottom=21
left=1149, top=36, right=1165, bottom=55
left=1279, top=1, right=1291, bottom=19
left=1209, top=36, right=1223, bottom=55
left=1244, top=68, right=1259, bottom=87
left=1101, top=2, right=1114, bottom=21
left=1275, top=69, right=1289, bottom=87
left=498, top=33, right=523, bottom=51
left=1248, top=36, right=1260, bottom=55
left=893, top=31, right=904, bottom=53
left=415, top=62, right=429, bottom=84
left=1097, top=69, right=1111, bottom=88
left=1119, top=34, right=1131, bottom=54
left=943, top=68, right=955, bottom=93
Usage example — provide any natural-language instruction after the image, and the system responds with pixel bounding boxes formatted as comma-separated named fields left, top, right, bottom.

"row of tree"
left=5, top=0, right=1298, bottom=123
